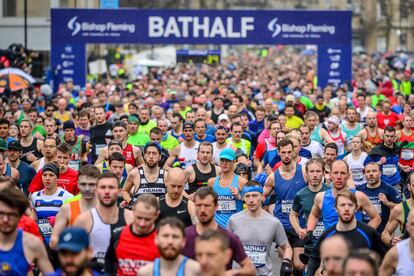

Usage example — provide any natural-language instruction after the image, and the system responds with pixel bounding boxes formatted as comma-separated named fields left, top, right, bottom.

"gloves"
left=280, top=259, right=292, bottom=276
left=254, top=172, right=267, bottom=186
left=127, top=197, right=137, bottom=210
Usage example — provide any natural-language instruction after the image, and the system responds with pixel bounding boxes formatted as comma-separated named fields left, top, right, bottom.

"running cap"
left=219, top=148, right=236, bottom=161
left=57, top=227, right=89, bottom=253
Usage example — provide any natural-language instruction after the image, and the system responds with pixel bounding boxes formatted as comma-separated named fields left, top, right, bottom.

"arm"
left=163, top=146, right=179, bottom=171
left=26, top=234, right=54, bottom=273
left=381, top=205, right=402, bottom=246
left=280, top=242, right=293, bottom=262
left=320, top=128, right=334, bottom=143
left=357, top=191, right=381, bottom=229
left=36, top=139, right=44, bottom=153
left=290, top=210, right=306, bottom=239
left=49, top=204, right=70, bottom=250
left=187, top=200, right=198, bottom=224
left=121, top=169, right=139, bottom=204
left=306, top=193, right=323, bottom=232
left=11, top=168, right=19, bottom=181
left=133, top=146, right=144, bottom=167
left=228, top=257, right=256, bottom=276
left=379, top=246, right=398, bottom=276
left=94, top=147, right=108, bottom=166
left=263, top=173, right=275, bottom=198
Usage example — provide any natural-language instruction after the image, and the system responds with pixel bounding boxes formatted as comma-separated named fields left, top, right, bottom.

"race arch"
left=51, top=8, right=352, bottom=89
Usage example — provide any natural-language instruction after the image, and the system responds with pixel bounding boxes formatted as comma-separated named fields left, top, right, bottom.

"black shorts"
left=285, top=229, right=305, bottom=248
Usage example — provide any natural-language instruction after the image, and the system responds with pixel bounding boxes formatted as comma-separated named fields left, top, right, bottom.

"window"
left=3, top=0, right=50, bottom=18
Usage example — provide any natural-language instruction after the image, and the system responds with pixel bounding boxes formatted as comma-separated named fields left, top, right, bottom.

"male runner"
left=208, top=148, right=246, bottom=228
left=7, top=140, right=35, bottom=195
left=317, top=235, right=350, bottom=276
left=226, top=122, right=251, bottom=156
left=184, top=142, right=219, bottom=198
left=157, top=118, right=179, bottom=151
left=50, top=165, right=100, bottom=249
left=212, top=126, right=234, bottom=165
left=122, top=142, right=166, bottom=205
left=325, top=115, right=347, bottom=157
left=263, top=138, right=307, bottom=273
left=0, top=188, right=53, bottom=275
left=169, top=113, right=184, bottom=142
left=159, top=168, right=196, bottom=227
left=19, top=119, right=43, bottom=164
left=90, top=106, right=112, bottom=163
left=357, top=111, right=383, bottom=147
left=397, top=115, right=414, bottom=187
left=44, top=117, right=60, bottom=142
left=381, top=209, right=414, bottom=275
left=304, top=111, right=333, bottom=145
left=300, top=125, right=324, bottom=158
left=105, top=194, right=160, bottom=275
left=357, top=162, right=401, bottom=233
left=341, top=107, right=363, bottom=139
left=194, top=119, right=215, bottom=143
left=32, top=137, right=57, bottom=172
left=61, top=120, right=86, bottom=171
left=74, top=172, right=133, bottom=272
left=127, top=114, right=150, bottom=147
left=228, top=180, right=293, bottom=276
left=183, top=187, right=255, bottom=275
left=139, top=217, right=201, bottom=276
left=165, top=121, right=199, bottom=170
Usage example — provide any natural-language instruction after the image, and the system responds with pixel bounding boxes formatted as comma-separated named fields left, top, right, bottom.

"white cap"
left=218, top=114, right=230, bottom=121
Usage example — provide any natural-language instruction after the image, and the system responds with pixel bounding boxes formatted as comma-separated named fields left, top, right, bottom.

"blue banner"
left=51, top=9, right=352, bottom=88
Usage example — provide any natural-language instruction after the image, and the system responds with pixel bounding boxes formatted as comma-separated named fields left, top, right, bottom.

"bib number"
left=38, top=218, right=53, bottom=236
left=401, top=149, right=414, bottom=161
left=68, top=160, right=80, bottom=171
left=281, top=201, right=293, bottom=213
left=382, top=164, right=397, bottom=176
left=313, top=221, right=325, bottom=238
left=95, top=144, right=106, bottom=156
left=217, top=200, right=236, bottom=213
left=351, top=168, right=364, bottom=182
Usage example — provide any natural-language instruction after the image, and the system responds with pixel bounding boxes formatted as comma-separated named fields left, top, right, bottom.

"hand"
left=391, top=235, right=402, bottom=246
left=49, top=236, right=58, bottom=250
left=280, top=260, right=293, bottom=276
left=119, top=201, right=128, bottom=209
left=224, top=269, right=237, bottom=276
left=254, top=172, right=267, bottom=186
left=298, top=228, right=307, bottom=240
left=34, top=132, right=45, bottom=140
left=27, top=152, right=37, bottom=162
left=379, top=157, right=386, bottom=165
left=230, top=187, right=240, bottom=199
left=378, top=193, right=388, bottom=205
left=402, top=165, right=412, bottom=172
left=189, top=193, right=195, bottom=202
left=303, top=231, right=314, bottom=245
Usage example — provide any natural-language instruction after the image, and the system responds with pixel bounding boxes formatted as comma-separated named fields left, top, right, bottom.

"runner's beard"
left=159, top=245, right=182, bottom=260
left=61, top=259, right=90, bottom=276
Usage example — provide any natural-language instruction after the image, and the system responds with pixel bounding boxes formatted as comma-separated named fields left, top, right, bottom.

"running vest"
left=0, top=229, right=31, bottom=275
left=153, top=257, right=188, bottom=276
left=90, top=207, right=126, bottom=270
left=212, top=142, right=230, bottom=165
left=321, top=188, right=363, bottom=229
left=346, top=152, right=368, bottom=186
left=159, top=195, right=192, bottom=227
left=61, top=136, right=82, bottom=171
left=134, top=167, right=166, bottom=197
left=327, top=130, right=346, bottom=155
left=341, top=122, right=362, bottom=139
left=273, top=165, right=307, bottom=230
left=123, top=143, right=136, bottom=167
left=187, top=164, right=217, bottom=195
left=310, top=125, right=324, bottom=145
left=178, top=142, right=199, bottom=169
left=21, top=137, right=41, bottom=164
left=213, top=174, right=243, bottom=228
left=68, top=199, right=81, bottom=226
left=365, top=128, right=382, bottom=146
left=396, top=238, right=414, bottom=275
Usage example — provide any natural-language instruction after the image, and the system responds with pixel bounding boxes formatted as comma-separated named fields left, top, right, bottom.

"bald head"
left=320, top=235, right=349, bottom=276
left=166, top=168, right=186, bottom=200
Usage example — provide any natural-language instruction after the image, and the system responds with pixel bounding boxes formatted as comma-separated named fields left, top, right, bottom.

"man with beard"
left=381, top=209, right=414, bottom=275
left=50, top=165, right=100, bottom=250
left=357, top=162, right=401, bottom=233
left=32, top=137, right=58, bottom=172
left=44, top=117, right=60, bottom=142
left=139, top=217, right=201, bottom=276
left=341, top=107, right=363, bottom=139
left=29, top=143, right=79, bottom=195
left=0, top=188, right=53, bottom=275
left=7, top=140, right=35, bottom=195
left=90, top=106, right=112, bottom=163
left=49, top=227, right=102, bottom=276
left=61, top=121, right=86, bottom=171
left=357, top=111, right=383, bottom=147
left=184, top=142, right=220, bottom=199
left=105, top=194, right=160, bottom=275
left=95, top=121, right=143, bottom=167
left=382, top=173, right=414, bottom=247
left=263, top=139, right=307, bottom=273
left=122, top=142, right=166, bottom=206
left=74, top=172, right=133, bottom=272
left=19, top=119, right=43, bottom=164
left=159, top=168, right=196, bottom=227
left=165, top=121, right=199, bottom=170
left=212, top=126, right=235, bottom=166
left=182, top=187, right=255, bottom=276
left=314, top=191, right=386, bottom=267
left=228, top=181, right=293, bottom=276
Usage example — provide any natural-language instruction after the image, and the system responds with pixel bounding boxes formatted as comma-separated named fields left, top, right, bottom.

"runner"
left=325, top=115, right=347, bottom=158
left=341, top=107, right=363, bottom=139
left=157, top=118, right=179, bottom=152
left=228, top=180, right=293, bottom=276
left=105, top=194, right=160, bottom=275
left=304, top=111, right=333, bottom=145
left=139, top=217, right=201, bottom=276
left=381, top=209, right=414, bottom=275
left=263, top=138, right=307, bottom=273
left=127, top=114, right=150, bottom=147
left=357, top=111, right=384, bottom=147
left=356, top=93, right=373, bottom=123
left=344, top=136, right=369, bottom=186
left=74, top=172, right=133, bottom=272
left=0, top=188, right=53, bottom=275
left=212, top=126, right=234, bottom=165
left=159, top=168, right=196, bottom=227
left=182, top=187, right=255, bottom=275
left=397, top=115, right=414, bottom=190
left=32, top=137, right=57, bottom=172
left=357, top=162, right=401, bottom=233
left=184, top=142, right=219, bottom=198
left=169, top=113, right=184, bottom=142
left=164, top=121, right=199, bottom=170
left=7, top=140, right=35, bottom=195
left=271, top=133, right=310, bottom=171
left=60, top=120, right=86, bottom=171
left=381, top=173, right=414, bottom=247
left=300, top=125, right=324, bottom=158
left=194, top=119, right=215, bottom=143
left=343, top=251, right=379, bottom=276
left=376, top=100, right=399, bottom=129
left=31, top=163, right=73, bottom=245
left=44, top=116, right=60, bottom=142
left=95, top=140, right=124, bottom=172
left=50, top=165, right=100, bottom=249
left=122, top=142, right=166, bottom=205
left=0, top=147, right=18, bottom=180
left=317, top=235, right=350, bottom=276
left=90, top=106, right=112, bottom=163
left=101, top=152, right=133, bottom=195
left=95, top=121, right=143, bottom=167
left=19, top=119, right=43, bottom=164
left=208, top=148, right=246, bottom=228
left=226, top=122, right=251, bottom=156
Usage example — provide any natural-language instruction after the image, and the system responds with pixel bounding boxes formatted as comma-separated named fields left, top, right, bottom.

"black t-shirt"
left=90, top=122, right=112, bottom=163
left=315, top=221, right=386, bottom=260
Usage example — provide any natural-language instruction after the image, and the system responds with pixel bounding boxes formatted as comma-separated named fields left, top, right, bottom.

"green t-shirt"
left=138, top=120, right=157, bottom=136
left=161, top=134, right=179, bottom=151
left=292, top=184, right=329, bottom=220
left=300, top=96, right=314, bottom=109
left=128, top=132, right=150, bottom=147
left=32, top=125, right=46, bottom=138
left=371, top=94, right=385, bottom=108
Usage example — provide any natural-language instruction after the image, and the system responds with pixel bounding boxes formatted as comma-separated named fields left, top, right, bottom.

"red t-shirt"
left=376, top=112, right=399, bottom=129
left=18, top=214, right=43, bottom=241
left=123, top=144, right=135, bottom=167
left=28, top=168, right=79, bottom=194
left=116, top=225, right=160, bottom=276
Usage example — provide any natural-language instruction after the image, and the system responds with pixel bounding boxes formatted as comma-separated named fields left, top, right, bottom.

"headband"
left=242, top=185, right=263, bottom=196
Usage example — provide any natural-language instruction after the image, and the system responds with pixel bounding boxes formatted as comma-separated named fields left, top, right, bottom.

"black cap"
left=183, top=121, right=194, bottom=130
left=7, top=140, right=21, bottom=151
left=63, top=121, right=76, bottom=131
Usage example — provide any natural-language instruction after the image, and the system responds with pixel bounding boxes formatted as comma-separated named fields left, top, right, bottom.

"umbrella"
left=0, top=68, right=36, bottom=92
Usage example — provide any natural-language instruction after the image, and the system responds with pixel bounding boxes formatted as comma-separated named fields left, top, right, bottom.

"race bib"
left=373, top=202, right=382, bottom=214
left=68, top=160, right=80, bottom=171
left=244, top=245, right=267, bottom=268
left=38, top=218, right=53, bottom=236
left=95, top=144, right=106, bottom=156
left=401, top=149, right=414, bottom=161
left=382, top=164, right=397, bottom=176
left=217, top=196, right=237, bottom=213
left=351, top=168, right=364, bottom=182
left=313, top=221, right=325, bottom=238
left=281, top=200, right=293, bottom=213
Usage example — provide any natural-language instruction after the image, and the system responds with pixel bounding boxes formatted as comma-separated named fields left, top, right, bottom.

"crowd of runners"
left=0, top=48, right=414, bottom=276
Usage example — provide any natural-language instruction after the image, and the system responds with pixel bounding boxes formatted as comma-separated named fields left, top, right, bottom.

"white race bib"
left=281, top=201, right=293, bottom=213
left=401, top=149, right=414, bottom=161
left=95, top=144, right=106, bottom=155
left=38, top=218, right=52, bottom=235
left=244, top=245, right=267, bottom=267
left=351, top=168, right=364, bottom=182
left=218, top=200, right=237, bottom=212
left=68, top=160, right=80, bottom=171
left=382, top=164, right=397, bottom=176
left=313, top=221, right=325, bottom=238
left=373, top=202, right=382, bottom=214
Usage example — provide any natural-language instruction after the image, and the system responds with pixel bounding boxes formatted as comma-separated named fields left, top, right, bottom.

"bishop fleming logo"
left=68, top=16, right=81, bottom=36
left=268, top=17, right=282, bottom=37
